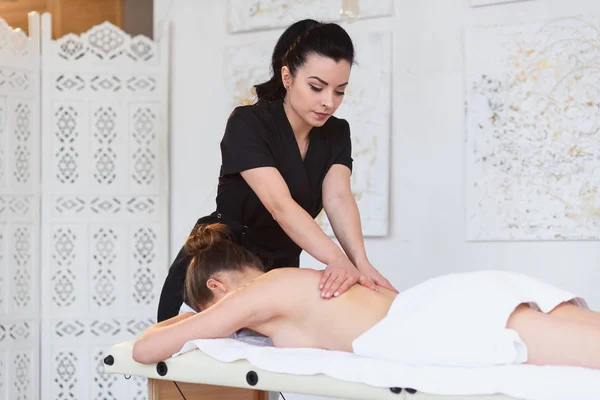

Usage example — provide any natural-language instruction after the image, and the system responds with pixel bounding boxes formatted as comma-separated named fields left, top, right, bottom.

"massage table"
left=104, top=339, right=600, bottom=400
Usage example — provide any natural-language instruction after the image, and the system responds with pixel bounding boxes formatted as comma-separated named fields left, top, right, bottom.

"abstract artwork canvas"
left=227, top=0, right=393, bottom=33
left=465, top=16, right=600, bottom=241
left=224, top=32, right=392, bottom=236
left=470, top=0, right=535, bottom=7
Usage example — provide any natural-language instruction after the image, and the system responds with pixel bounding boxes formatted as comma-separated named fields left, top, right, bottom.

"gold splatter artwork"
left=466, top=17, right=600, bottom=240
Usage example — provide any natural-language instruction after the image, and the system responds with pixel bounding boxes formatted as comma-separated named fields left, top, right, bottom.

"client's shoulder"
left=260, top=268, right=322, bottom=290
left=265, top=267, right=322, bottom=279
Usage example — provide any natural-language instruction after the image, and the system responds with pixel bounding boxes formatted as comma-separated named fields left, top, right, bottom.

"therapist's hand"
left=319, top=255, right=376, bottom=299
left=357, top=261, right=399, bottom=294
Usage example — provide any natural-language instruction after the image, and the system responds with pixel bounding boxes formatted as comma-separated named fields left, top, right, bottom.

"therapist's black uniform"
left=157, top=99, right=353, bottom=322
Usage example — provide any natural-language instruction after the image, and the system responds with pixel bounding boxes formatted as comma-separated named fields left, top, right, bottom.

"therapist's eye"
left=309, top=85, right=345, bottom=96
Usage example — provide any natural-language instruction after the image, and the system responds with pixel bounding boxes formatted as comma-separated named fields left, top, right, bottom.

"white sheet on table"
left=173, top=337, right=600, bottom=400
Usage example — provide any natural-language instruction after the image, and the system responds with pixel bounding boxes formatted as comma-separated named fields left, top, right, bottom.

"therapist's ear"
left=206, top=278, right=227, bottom=294
left=281, top=66, right=292, bottom=90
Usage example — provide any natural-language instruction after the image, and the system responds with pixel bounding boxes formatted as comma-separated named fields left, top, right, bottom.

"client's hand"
left=357, top=261, right=399, bottom=294
left=319, top=255, right=376, bottom=299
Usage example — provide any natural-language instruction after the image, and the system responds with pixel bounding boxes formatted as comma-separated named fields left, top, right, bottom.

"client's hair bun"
left=184, top=223, right=231, bottom=257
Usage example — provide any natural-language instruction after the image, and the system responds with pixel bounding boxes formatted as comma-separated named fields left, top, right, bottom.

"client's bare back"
left=250, top=268, right=397, bottom=352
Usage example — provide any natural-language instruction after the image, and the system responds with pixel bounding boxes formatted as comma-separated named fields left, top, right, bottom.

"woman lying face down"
left=133, top=224, right=600, bottom=370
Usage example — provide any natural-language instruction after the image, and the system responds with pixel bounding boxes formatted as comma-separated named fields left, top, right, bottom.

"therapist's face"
left=282, top=54, right=351, bottom=127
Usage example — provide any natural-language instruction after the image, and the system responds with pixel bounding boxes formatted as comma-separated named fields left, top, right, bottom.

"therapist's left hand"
left=319, top=255, right=376, bottom=299
left=357, top=261, right=399, bottom=294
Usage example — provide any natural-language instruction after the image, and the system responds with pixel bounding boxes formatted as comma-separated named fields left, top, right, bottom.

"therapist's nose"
left=322, top=92, right=334, bottom=110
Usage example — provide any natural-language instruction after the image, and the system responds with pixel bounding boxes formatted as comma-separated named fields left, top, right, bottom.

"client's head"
left=184, top=223, right=265, bottom=312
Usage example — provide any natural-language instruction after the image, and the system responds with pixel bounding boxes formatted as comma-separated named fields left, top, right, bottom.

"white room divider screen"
left=0, top=12, right=170, bottom=400
left=0, top=13, right=41, bottom=400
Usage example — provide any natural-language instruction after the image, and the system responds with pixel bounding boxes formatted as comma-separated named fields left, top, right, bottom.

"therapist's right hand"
left=319, top=255, right=376, bottom=299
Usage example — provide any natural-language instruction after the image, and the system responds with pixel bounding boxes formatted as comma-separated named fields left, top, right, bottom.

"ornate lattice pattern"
left=8, top=196, right=31, bottom=217
left=43, top=17, right=167, bottom=400
left=0, top=154, right=4, bottom=190
left=56, top=22, right=157, bottom=63
left=13, top=227, right=31, bottom=267
left=130, top=376, right=148, bottom=400
left=0, top=19, right=30, bottom=56
left=93, top=350, right=117, bottom=400
left=92, top=107, right=117, bottom=185
left=13, top=268, right=30, bottom=308
left=0, top=226, right=4, bottom=311
left=14, top=352, right=30, bottom=400
left=52, top=268, right=76, bottom=308
left=92, top=228, right=117, bottom=266
left=131, top=107, right=157, bottom=186
left=55, top=320, right=84, bottom=338
left=0, top=244, right=6, bottom=312
left=132, top=228, right=156, bottom=305
left=14, top=104, right=30, bottom=142
left=9, top=322, right=30, bottom=341
left=52, top=228, right=76, bottom=267
left=55, top=74, right=85, bottom=92
left=55, top=105, right=78, bottom=144
left=91, top=228, right=117, bottom=307
left=9, top=71, right=31, bottom=92
left=2, top=15, right=39, bottom=400
left=0, top=95, right=5, bottom=188
left=58, top=196, right=157, bottom=216
left=125, top=318, right=153, bottom=336
left=52, top=318, right=153, bottom=339
left=54, top=351, right=78, bottom=399
left=54, top=105, right=80, bottom=185
left=10, top=224, right=33, bottom=312
left=133, top=228, right=155, bottom=265
left=13, top=102, right=32, bottom=184
left=55, top=74, right=157, bottom=93
left=13, top=146, right=30, bottom=184
left=90, top=319, right=120, bottom=337
left=132, top=267, right=154, bottom=305
left=51, top=228, right=77, bottom=307
left=0, top=356, right=4, bottom=400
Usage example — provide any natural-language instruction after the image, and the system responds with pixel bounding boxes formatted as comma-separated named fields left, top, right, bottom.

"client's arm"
left=132, top=277, right=277, bottom=364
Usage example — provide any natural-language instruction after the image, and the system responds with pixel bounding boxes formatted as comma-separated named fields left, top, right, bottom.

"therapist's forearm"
left=272, top=198, right=345, bottom=265
left=324, top=194, right=369, bottom=267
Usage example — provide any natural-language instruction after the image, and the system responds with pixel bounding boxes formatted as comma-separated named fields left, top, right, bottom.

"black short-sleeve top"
left=216, top=99, right=353, bottom=269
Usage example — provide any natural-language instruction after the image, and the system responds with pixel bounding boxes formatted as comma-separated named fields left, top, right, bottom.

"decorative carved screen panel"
left=40, top=14, right=169, bottom=400
left=0, top=13, right=41, bottom=400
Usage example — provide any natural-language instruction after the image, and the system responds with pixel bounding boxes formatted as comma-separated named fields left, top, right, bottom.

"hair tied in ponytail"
left=253, top=19, right=354, bottom=104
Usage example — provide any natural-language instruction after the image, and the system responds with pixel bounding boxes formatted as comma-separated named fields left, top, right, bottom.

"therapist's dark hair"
left=184, top=223, right=264, bottom=312
left=254, top=19, right=355, bottom=103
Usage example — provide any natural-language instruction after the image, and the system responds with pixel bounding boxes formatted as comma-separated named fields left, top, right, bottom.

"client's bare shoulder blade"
left=264, top=267, right=320, bottom=283
left=257, top=268, right=318, bottom=306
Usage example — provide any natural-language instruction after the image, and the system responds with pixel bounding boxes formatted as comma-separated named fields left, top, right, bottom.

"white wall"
left=154, top=0, right=600, bottom=302
left=154, top=0, right=599, bottom=398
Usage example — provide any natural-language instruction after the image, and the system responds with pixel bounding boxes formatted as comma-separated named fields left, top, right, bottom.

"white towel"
left=352, top=270, right=588, bottom=367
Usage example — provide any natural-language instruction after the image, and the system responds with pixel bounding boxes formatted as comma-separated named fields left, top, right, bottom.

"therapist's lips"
left=313, top=112, right=330, bottom=120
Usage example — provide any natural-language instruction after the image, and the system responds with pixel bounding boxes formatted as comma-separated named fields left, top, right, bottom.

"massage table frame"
left=104, top=341, right=518, bottom=400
